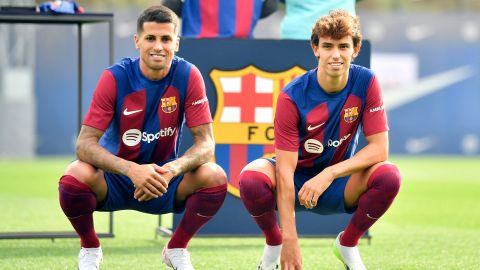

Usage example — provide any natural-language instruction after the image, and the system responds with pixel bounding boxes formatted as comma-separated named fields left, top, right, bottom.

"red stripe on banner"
left=199, top=0, right=219, bottom=38
left=235, top=0, right=253, bottom=38
left=224, top=74, right=272, bottom=122
left=264, top=144, right=275, bottom=155
left=229, top=144, right=248, bottom=188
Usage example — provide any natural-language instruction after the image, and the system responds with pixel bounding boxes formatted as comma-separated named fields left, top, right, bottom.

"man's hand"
left=280, top=238, right=302, bottom=270
left=127, top=164, right=168, bottom=202
left=298, top=170, right=335, bottom=209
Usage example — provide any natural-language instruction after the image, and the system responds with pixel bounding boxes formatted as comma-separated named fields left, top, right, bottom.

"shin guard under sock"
left=341, top=164, right=401, bottom=247
left=239, top=170, right=282, bottom=246
left=168, top=183, right=227, bottom=248
left=59, top=175, right=99, bottom=248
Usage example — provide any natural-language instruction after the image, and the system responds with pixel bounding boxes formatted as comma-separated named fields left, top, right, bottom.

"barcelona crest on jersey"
left=161, top=96, right=177, bottom=113
left=344, top=107, right=359, bottom=123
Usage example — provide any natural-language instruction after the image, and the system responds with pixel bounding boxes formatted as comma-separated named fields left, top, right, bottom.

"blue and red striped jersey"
left=274, top=64, right=388, bottom=175
left=181, top=0, right=263, bottom=38
left=83, top=56, right=212, bottom=164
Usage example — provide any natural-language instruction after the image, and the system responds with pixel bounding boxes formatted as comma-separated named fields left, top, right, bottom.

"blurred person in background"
left=280, top=0, right=359, bottom=40
left=238, top=10, right=401, bottom=270
left=162, top=0, right=278, bottom=38
left=58, top=5, right=227, bottom=270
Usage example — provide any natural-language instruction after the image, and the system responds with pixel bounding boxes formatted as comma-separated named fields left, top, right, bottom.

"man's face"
left=312, top=35, right=359, bottom=78
left=134, top=22, right=179, bottom=79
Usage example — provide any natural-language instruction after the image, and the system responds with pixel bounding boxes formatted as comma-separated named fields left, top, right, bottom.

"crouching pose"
left=58, top=5, right=227, bottom=270
left=239, top=10, right=401, bottom=270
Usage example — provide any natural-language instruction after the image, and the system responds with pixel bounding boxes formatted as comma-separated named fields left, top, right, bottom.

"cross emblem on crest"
left=209, top=65, right=306, bottom=197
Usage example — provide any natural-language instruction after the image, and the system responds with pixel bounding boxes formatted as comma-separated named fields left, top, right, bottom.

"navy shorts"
left=266, top=158, right=356, bottom=215
left=96, top=172, right=185, bottom=215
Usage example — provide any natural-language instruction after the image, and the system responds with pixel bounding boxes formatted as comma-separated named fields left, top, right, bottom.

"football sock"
left=341, top=164, right=401, bottom=247
left=262, top=244, right=282, bottom=266
left=168, top=183, right=227, bottom=249
left=239, top=170, right=282, bottom=246
left=59, top=175, right=99, bottom=248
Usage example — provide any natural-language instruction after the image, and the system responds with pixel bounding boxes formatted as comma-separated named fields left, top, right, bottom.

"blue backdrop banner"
left=173, top=39, right=371, bottom=236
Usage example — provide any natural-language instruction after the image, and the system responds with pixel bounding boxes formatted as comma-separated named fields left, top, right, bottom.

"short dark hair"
left=137, top=5, right=179, bottom=34
left=310, top=9, right=362, bottom=50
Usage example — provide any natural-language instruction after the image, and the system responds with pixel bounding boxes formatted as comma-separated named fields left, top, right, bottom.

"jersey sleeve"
left=83, top=70, right=117, bottom=131
left=362, top=75, right=389, bottom=136
left=184, top=65, right=213, bottom=127
left=274, top=92, right=300, bottom=151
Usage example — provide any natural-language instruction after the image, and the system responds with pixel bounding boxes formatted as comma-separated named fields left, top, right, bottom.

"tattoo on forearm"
left=76, top=123, right=214, bottom=177
left=76, top=126, right=132, bottom=175
left=168, top=124, right=214, bottom=175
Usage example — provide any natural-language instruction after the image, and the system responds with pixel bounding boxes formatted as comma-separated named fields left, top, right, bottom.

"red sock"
left=59, top=175, right=99, bottom=248
left=239, top=171, right=282, bottom=246
left=341, top=164, right=401, bottom=247
left=168, top=183, right=227, bottom=249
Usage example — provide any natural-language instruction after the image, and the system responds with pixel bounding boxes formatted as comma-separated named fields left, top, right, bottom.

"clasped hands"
left=127, top=163, right=173, bottom=202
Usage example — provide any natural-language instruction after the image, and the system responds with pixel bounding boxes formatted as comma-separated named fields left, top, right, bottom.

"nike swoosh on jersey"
left=307, top=122, right=325, bottom=131
left=123, top=108, right=143, bottom=116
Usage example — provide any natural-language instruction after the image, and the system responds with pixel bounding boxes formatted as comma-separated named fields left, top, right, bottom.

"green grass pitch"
left=0, top=156, right=479, bottom=269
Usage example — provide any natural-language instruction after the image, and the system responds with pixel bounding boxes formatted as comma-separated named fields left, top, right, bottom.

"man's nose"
left=153, top=40, right=163, bottom=50
left=332, top=48, right=340, bottom=59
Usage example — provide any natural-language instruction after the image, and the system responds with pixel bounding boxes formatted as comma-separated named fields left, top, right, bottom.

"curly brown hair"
left=310, top=9, right=362, bottom=50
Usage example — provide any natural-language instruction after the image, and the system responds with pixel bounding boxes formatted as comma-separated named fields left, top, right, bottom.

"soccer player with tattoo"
left=58, top=5, right=227, bottom=270
left=238, top=10, right=401, bottom=270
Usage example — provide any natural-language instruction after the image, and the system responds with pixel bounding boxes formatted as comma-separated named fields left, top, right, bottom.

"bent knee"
left=63, top=160, right=99, bottom=187
left=369, top=163, right=402, bottom=194
left=197, top=162, right=227, bottom=187
left=239, top=170, right=272, bottom=188
left=238, top=170, right=276, bottom=214
left=241, top=159, right=275, bottom=184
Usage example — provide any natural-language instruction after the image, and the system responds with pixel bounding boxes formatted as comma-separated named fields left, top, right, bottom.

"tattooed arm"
left=76, top=125, right=168, bottom=200
left=76, top=125, right=133, bottom=175
left=164, top=123, right=215, bottom=177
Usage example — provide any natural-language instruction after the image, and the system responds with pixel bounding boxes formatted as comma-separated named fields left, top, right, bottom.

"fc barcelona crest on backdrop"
left=161, top=96, right=177, bottom=113
left=210, top=65, right=305, bottom=197
left=343, top=106, right=359, bottom=123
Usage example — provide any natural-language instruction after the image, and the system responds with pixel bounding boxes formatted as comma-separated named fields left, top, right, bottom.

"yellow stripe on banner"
left=227, top=184, right=240, bottom=197
left=213, top=123, right=274, bottom=145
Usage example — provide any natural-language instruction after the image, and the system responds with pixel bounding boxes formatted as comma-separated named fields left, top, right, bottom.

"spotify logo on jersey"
left=304, top=139, right=324, bottom=154
left=122, top=127, right=177, bottom=147
left=122, top=129, right=142, bottom=147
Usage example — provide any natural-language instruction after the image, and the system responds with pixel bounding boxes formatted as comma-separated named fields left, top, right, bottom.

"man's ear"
left=134, top=33, right=139, bottom=49
left=175, top=36, right=180, bottom=52
left=311, top=43, right=319, bottom=58
left=352, top=45, right=360, bottom=59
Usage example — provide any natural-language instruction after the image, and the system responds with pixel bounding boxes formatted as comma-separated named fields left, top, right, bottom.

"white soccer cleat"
left=162, top=246, right=195, bottom=270
left=256, top=258, right=279, bottom=270
left=78, top=247, right=102, bottom=270
left=333, top=231, right=367, bottom=270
